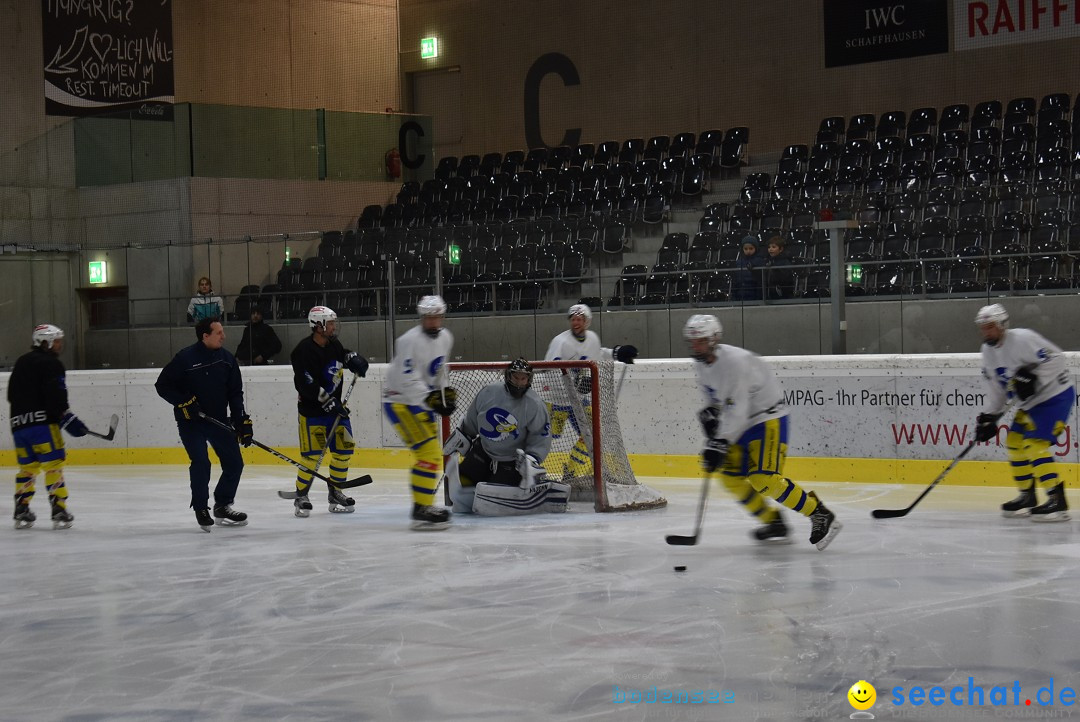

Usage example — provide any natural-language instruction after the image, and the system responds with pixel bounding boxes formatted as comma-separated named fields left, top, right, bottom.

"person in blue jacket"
left=155, top=318, right=253, bottom=532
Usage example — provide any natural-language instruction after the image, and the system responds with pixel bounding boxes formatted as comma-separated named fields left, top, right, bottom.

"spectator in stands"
left=732, top=236, right=764, bottom=302
left=235, top=307, right=282, bottom=366
left=763, top=236, right=796, bottom=300
left=187, top=277, right=224, bottom=324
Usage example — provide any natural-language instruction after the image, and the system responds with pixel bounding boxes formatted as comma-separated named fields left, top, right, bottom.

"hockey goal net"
left=441, top=359, right=667, bottom=512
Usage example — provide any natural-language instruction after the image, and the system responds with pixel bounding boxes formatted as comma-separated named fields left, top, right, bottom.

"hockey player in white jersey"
left=684, top=314, right=841, bottom=550
left=382, top=296, right=456, bottom=529
left=442, top=358, right=569, bottom=515
left=973, top=304, right=1075, bottom=521
left=544, top=304, right=637, bottom=483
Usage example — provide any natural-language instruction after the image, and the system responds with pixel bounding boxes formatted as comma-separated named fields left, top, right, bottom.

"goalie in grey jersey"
left=442, top=358, right=570, bottom=515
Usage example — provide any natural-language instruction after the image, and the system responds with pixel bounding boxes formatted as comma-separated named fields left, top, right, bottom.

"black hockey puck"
left=673, top=565, right=687, bottom=572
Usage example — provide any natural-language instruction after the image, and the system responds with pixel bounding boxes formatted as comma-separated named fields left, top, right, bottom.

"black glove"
left=613, top=345, right=638, bottom=363
left=321, top=395, right=350, bottom=418
left=576, top=375, right=593, bottom=395
left=177, top=396, right=202, bottom=421
left=974, top=412, right=1001, bottom=443
left=697, top=406, right=721, bottom=438
left=426, top=387, right=458, bottom=416
left=234, top=414, right=254, bottom=447
left=60, top=412, right=88, bottom=437
left=1012, top=365, right=1037, bottom=401
left=702, top=438, right=729, bottom=473
left=345, top=352, right=369, bottom=378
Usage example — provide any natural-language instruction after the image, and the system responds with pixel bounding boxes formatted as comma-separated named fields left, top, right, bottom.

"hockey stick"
left=197, top=413, right=373, bottom=491
left=666, top=473, right=711, bottom=545
left=616, top=363, right=628, bottom=400
left=84, top=413, right=120, bottom=441
left=871, top=399, right=1019, bottom=519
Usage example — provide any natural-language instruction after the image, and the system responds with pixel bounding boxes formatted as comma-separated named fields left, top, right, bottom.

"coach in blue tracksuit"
left=155, top=317, right=254, bottom=531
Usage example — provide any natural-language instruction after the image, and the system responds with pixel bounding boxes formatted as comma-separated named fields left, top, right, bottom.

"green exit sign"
left=420, top=37, right=439, bottom=59
left=448, top=244, right=461, bottom=265
left=88, top=261, right=108, bottom=284
left=846, top=264, right=863, bottom=284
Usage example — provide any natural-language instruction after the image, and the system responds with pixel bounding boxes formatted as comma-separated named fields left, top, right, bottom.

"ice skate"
left=1001, top=486, right=1037, bottom=518
left=808, top=492, right=842, bottom=550
left=294, top=494, right=312, bottom=518
left=50, top=504, right=73, bottom=530
left=327, top=486, right=356, bottom=513
left=1030, top=484, right=1070, bottom=523
left=410, top=503, right=450, bottom=530
left=194, top=508, right=214, bottom=533
left=213, top=504, right=248, bottom=527
left=752, top=511, right=790, bottom=544
left=14, top=503, right=35, bottom=530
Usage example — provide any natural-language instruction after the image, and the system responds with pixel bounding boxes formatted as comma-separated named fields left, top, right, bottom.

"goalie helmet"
left=308, top=306, right=337, bottom=335
left=32, top=324, right=64, bottom=350
left=974, top=303, right=1009, bottom=327
left=684, top=314, right=722, bottom=361
left=567, top=303, right=592, bottom=326
left=504, top=357, right=534, bottom=399
left=417, top=295, right=447, bottom=317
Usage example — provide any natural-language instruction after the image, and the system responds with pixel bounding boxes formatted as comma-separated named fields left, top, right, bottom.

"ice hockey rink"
left=5, top=466, right=1080, bottom=722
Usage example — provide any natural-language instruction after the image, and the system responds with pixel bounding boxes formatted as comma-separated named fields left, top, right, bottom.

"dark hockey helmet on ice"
left=504, top=357, right=534, bottom=399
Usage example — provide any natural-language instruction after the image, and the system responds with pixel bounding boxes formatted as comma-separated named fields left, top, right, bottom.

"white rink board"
left=1, top=354, right=1078, bottom=463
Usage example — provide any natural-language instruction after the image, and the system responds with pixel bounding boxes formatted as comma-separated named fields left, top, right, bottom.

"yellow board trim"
left=2, top=448, right=1075, bottom=487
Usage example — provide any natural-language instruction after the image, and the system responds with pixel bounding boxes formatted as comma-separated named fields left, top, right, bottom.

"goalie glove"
left=701, top=438, right=729, bottom=473
left=442, top=428, right=472, bottom=457
left=613, top=344, right=638, bottom=364
left=516, top=449, right=547, bottom=489
left=234, top=414, right=254, bottom=447
left=344, top=351, right=369, bottom=378
left=697, top=406, right=721, bottom=438
left=60, top=411, right=88, bottom=438
left=1012, top=365, right=1037, bottom=401
left=426, top=387, right=457, bottom=417
left=974, top=412, right=1001, bottom=443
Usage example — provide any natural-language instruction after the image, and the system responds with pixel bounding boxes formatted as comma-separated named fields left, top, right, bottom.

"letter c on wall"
left=399, top=121, right=425, bottom=170
left=524, top=52, right=581, bottom=150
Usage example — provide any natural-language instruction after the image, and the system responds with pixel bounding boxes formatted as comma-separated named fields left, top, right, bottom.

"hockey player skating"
left=684, top=315, right=841, bottom=550
left=382, top=296, right=455, bottom=529
left=973, top=304, right=1075, bottom=521
left=289, top=306, right=369, bottom=517
left=543, top=304, right=637, bottom=483
left=443, top=358, right=568, bottom=515
left=155, top=318, right=254, bottom=532
left=8, top=325, right=87, bottom=530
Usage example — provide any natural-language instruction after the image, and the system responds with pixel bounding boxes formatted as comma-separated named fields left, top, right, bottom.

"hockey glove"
left=320, top=395, right=350, bottom=418
left=697, top=406, right=721, bottom=438
left=701, top=438, right=729, bottom=473
left=1012, top=365, right=1038, bottom=401
left=177, top=396, right=202, bottom=421
left=234, top=415, right=254, bottom=447
left=345, top=351, right=369, bottom=378
left=442, top=428, right=472, bottom=456
left=516, top=449, right=547, bottom=489
left=613, top=344, right=638, bottom=364
left=60, top=412, right=88, bottom=437
left=576, top=375, right=593, bottom=395
left=426, top=387, right=458, bottom=417
left=974, top=412, right=1002, bottom=443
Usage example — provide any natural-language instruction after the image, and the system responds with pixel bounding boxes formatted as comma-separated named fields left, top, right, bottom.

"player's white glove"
left=516, top=449, right=547, bottom=489
left=442, top=428, right=472, bottom=457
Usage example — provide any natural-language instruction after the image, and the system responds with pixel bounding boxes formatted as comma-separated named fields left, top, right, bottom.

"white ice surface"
left=4, top=467, right=1080, bottom=722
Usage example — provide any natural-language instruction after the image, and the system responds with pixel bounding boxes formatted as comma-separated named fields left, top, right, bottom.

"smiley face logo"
left=848, top=680, right=876, bottom=711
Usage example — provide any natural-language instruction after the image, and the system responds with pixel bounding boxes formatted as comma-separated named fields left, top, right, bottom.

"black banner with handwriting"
left=42, top=0, right=175, bottom=118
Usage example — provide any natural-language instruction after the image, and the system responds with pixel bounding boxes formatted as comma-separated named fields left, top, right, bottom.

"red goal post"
left=440, top=359, right=667, bottom=512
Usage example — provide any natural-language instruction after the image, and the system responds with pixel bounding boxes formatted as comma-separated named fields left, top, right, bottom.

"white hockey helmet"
left=684, top=314, right=722, bottom=361
left=308, top=306, right=338, bottom=334
left=974, top=303, right=1008, bottom=327
left=32, top=324, right=64, bottom=350
left=567, top=303, right=592, bottom=327
left=417, top=295, right=447, bottom=317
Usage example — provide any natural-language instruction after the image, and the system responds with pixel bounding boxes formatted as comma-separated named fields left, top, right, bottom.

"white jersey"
left=695, top=344, right=786, bottom=442
left=459, top=384, right=551, bottom=462
left=544, top=329, right=611, bottom=362
left=980, top=327, right=1073, bottom=414
left=382, top=325, right=455, bottom=409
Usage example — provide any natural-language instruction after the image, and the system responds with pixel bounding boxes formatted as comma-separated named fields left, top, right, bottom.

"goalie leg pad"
left=544, top=481, right=570, bottom=513
left=472, top=482, right=550, bottom=516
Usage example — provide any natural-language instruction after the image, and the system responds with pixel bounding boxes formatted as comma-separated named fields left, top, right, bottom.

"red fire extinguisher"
left=385, top=148, right=401, bottom=180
